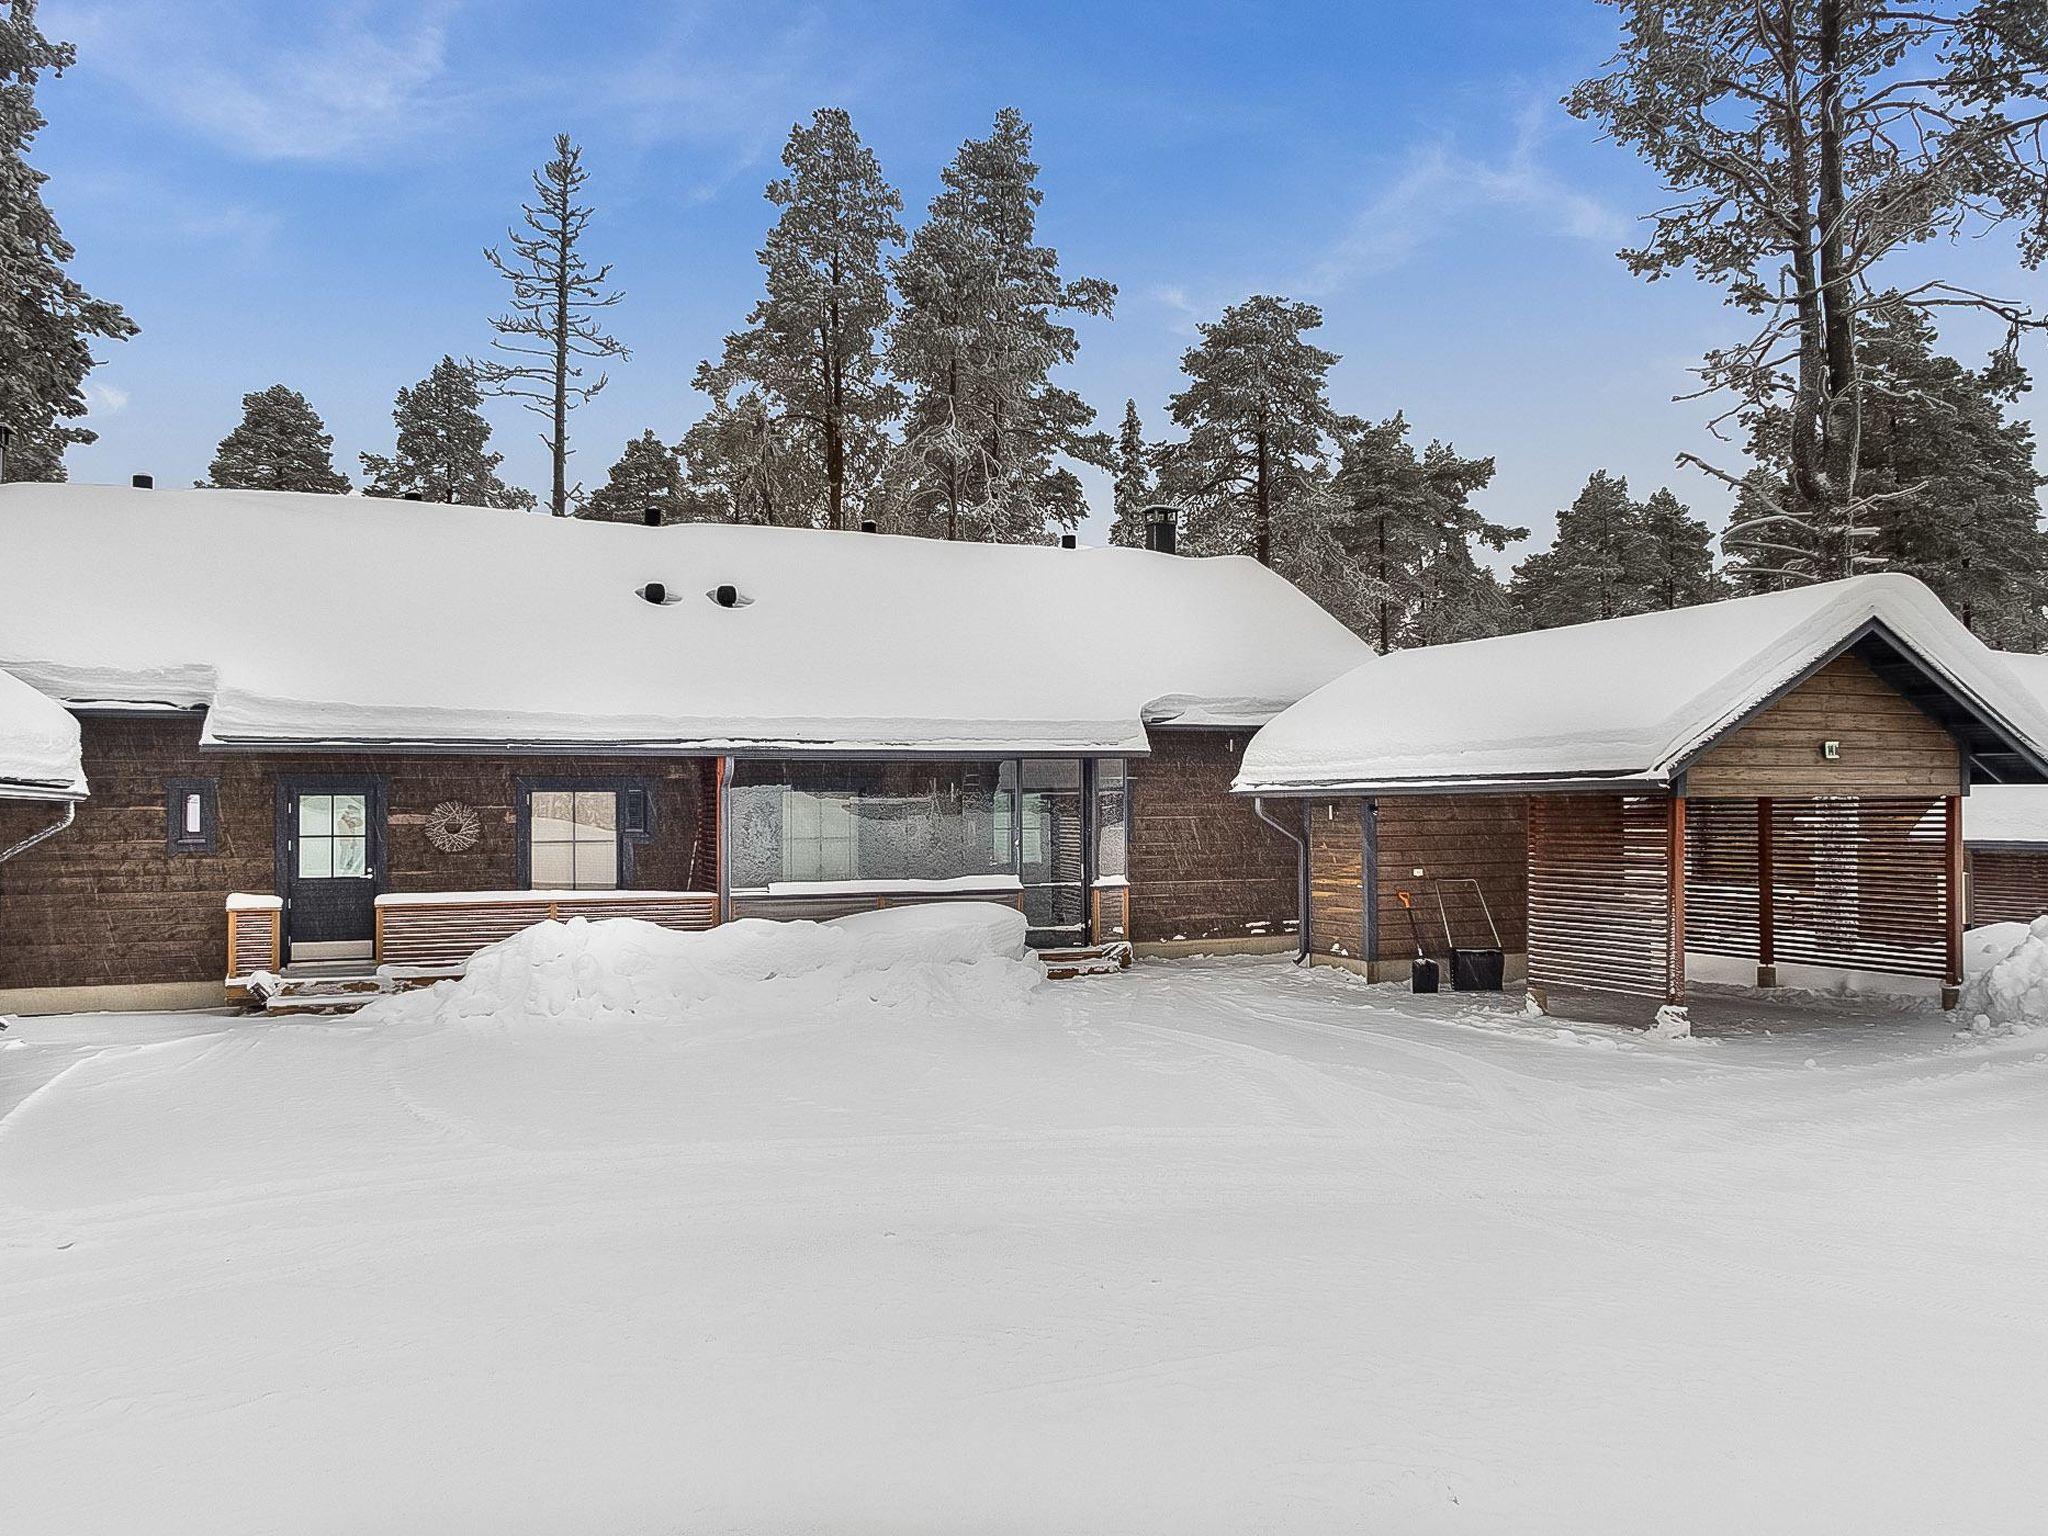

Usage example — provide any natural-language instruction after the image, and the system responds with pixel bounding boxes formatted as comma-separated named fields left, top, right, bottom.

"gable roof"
left=0, top=483, right=1370, bottom=755
left=0, top=666, right=85, bottom=801
left=1238, top=574, right=2048, bottom=795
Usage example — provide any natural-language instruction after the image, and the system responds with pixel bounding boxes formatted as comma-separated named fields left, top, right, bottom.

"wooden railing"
left=226, top=894, right=283, bottom=980
left=375, top=890, right=721, bottom=969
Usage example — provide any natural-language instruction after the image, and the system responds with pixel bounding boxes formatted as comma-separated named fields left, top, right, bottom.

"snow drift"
left=1959, top=917, right=2048, bottom=1037
left=361, top=902, right=1042, bottom=1031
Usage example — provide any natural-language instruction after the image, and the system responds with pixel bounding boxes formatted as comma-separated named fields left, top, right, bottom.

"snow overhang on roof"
left=1237, top=574, right=2048, bottom=797
left=0, top=667, right=86, bottom=801
left=1961, top=652, right=2048, bottom=847
left=0, top=483, right=1372, bottom=757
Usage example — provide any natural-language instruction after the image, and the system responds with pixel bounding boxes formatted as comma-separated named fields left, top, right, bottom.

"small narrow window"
left=166, top=778, right=217, bottom=855
left=622, top=787, right=652, bottom=838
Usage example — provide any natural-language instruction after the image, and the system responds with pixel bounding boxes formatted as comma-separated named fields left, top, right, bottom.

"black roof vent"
left=402, top=490, right=423, bottom=501
left=713, top=583, right=738, bottom=608
left=643, top=505, right=663, bottom=527
left=132, top=473, right=154, bottom=489
left=1059, top=533, right=1077, bottom=550
left=639, top=581, right=672, bottom=605
left=859, top=518, right=877, bottom=533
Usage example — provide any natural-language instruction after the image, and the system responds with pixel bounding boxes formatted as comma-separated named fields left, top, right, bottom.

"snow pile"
left=364, top=902, right=1041, bottom=1031
left=0, top=666, right=83, bottom=798
left=1958, top=918, right=2048, bottom=1037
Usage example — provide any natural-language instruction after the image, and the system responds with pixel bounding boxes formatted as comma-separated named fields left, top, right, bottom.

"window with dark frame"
left=166, top=778, right=218, bottom=855
left=523, top=783, right=654, bottom=892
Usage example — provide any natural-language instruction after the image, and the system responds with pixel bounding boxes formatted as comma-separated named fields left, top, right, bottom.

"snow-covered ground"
left=4, top=910, right=2047, bottom=1533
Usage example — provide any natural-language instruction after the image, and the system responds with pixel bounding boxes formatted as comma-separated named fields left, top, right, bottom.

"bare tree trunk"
left=552, top=225, right=571, bottom=517
left=1815, top=0, right=1858, bottom=578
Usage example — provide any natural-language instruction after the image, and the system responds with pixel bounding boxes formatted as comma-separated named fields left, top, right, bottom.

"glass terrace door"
left=1019, top=760, right=1086, bottom=947
left=282, top=783, right=382, bottom=961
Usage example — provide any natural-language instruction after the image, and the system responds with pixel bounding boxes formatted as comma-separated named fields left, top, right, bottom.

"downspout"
left=0, top=800, right=76, bottom=865
left=1252, top=796, right=1310, bottom=963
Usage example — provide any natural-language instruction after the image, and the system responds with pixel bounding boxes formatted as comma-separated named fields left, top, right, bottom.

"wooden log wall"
left=1373, top=796, right=1527, bottom=960
left=1127, top=728, right=1300, bottom=945
left=1527, top=794, right=1674, bottom=1000
left=1306, top=800, right=1366, bottom=960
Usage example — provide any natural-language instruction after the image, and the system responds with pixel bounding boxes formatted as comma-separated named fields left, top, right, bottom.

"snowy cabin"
left=0, top=482, right=1369, bottom=1013
left=1237, top=575, right=2048, bottom=1015
left=1961, top=650, right=2048, bottom=927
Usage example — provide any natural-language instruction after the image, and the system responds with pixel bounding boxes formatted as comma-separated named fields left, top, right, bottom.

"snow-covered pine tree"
left=885, top=107, right=1115, bottom=543
left=581, top=429, right=696, bottom=523
left=0, top=0, right=135, bottom=482
left=359, top=356, right=533, bottom=509
left=1156, top=295, right=1341, bottom=568
left=679, top=391, right=812, bottom=526
left=1320, top=413, right=1509, bottom=650
left=1636, top=487, right=1722, bottom=612
left=205, top=385, right=349, bottom=494
left=699, top=109, right=902, bottom=532
left=1730, top=299, right=2048, bottom=646
left=1107, top=399, right=1152, bottom=547
left=477, top=134, right=628, bottom=517
left=1510, top=470, right=1649, bottom=629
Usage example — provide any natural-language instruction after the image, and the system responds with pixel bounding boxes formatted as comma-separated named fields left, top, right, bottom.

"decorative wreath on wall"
left=424, top=801, right=482, bottom=854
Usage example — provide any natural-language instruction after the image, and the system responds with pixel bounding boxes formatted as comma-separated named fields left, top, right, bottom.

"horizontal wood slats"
left=729, top=889, right=1027, bottom=925
left=226, top=907, right=281, bottom=978
left=1528, top=795, right=1673, bottom=1000
left=1090, top=883, right=1130, bottom=943
left=376, top=892, right=721, bottom=968
left=1968, top=849, right=2048, bottom=927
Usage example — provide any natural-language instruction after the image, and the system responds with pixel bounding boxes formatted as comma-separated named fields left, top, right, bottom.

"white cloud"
left=86, top=383, right=130, bottom=416
left=54, top=0, right=462, bottom=163
left=1299, top=97, right=1629, bottom=295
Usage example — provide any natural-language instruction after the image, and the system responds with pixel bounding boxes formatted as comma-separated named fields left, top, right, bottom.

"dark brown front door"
left=283, top=783, right=382, bottom=958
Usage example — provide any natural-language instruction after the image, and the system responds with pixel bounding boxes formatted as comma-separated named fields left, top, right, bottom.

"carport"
left=1237, top=575, right=2048, bottom=1021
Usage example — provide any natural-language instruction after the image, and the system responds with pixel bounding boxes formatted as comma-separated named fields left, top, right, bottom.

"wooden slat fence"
left=376, top=892, right=720, bottom=969
left=1527, top=794, right=1675, bottom=1000
left=1968, top=848, right=2048, bottom=927
left=1771, top=797, right=1949, bottom=978
left=226, top=904, right=282, bottom=978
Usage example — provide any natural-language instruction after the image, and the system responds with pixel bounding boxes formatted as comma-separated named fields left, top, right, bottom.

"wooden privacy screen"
left=1527, top=795, right=1675, bottom=1000
left=1684, top=796, right=1951, bottom=979
left=1968, top=849, right=2048, bottom=927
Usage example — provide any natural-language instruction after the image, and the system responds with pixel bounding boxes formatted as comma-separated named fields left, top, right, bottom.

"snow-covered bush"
left=1958, top=917, right=2048, bottom=1038
left=363, top=902, right=1039, bottom=1031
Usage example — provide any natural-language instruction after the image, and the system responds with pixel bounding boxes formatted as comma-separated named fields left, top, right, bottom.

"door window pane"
left=333, top=837, right=368, bottom=877
left=300, top=794, right=332, bottom=836
left=333, top=795, right=367, bottom=837
left=298, top=837, right=333, bottom=879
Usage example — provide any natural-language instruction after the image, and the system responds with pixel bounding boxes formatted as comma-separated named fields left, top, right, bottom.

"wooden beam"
left=1944, top=792, right=1964, bottom=1008
left=1667, top=793, right=1687, bottom=1005
left=1757, top=795, right=1776, bottom=988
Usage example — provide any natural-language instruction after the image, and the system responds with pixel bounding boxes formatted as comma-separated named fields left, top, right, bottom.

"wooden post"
left=1666, top=793, right=1687, bottom=1005
left=1756, top=795, right=1777, bottom=988
left=1943, top=792, right=1964, bottom=1009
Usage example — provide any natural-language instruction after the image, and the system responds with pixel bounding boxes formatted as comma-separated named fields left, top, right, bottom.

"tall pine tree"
left=360, top=356, right=532, bottom=508
left=1107, top=399, right=1152, bottom=547
left=0, top=0, right=135, bottom=481
left=700, top=109, right=902, bottom=531
left=679, top=392, right=811, bottom=526
left=206, top=385, right=349, bottom=494
left=1510, top=470, right=1649, bottom=629
left=1636, top=487, right=1721, bottom=612
left=477, top=134, right=628, bottom=517
left=886, top=107, right=1115, bottom=543
left=1324, top=413, right=1512, bottom=650
left=1157, top=295, right=1340, bottom=567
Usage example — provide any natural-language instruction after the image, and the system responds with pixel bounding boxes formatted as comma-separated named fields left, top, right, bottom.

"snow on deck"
left=1240, top=573, right=2048, bottom=792
left=3, top=924, right=2045, bottom=1531
left=0, top=665, right=84, bottom=799
left=0, top=483, right=1369, bottom=753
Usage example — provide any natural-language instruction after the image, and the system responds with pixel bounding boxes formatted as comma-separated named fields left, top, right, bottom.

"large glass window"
left=1094, top=760, right=1128, bottom=880
left=528, top=790, right=619, bottom=890
left=729, top=760, right=1014, bottom=890
left=297, top=792, right=368, bottom=879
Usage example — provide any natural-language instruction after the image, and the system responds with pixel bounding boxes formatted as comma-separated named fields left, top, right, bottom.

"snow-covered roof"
left=1964, top=653, right=2048, bottom=845
left=0, top=666, right=85, bottom=801
left=1239, top=574, right=2048, bottom=795
left=0, top=483, right=1370, bottom=755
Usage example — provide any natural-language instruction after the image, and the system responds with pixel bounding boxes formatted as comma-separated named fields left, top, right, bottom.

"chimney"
left=859, top=518, right=877, bottom=534
left=1059, top=533, right=1077, bottom=550
left=0, top=424, right=10, bottom=481
left=1142, top=503, right=1179, bottom=555
left=640, top=581, right=668, bottom=605
left=643, top=505, right=663, bottom=527
left=132, top=473, right=154, bottom=490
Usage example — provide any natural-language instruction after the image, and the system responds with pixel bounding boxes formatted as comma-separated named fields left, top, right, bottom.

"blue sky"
left=35, top=0, right=2048, bottom=556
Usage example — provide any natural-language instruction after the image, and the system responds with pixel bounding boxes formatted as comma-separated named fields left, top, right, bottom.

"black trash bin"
left=1395, top=890, right=1439, bottom=993
left=1437, top=879, right=1505, bottom=993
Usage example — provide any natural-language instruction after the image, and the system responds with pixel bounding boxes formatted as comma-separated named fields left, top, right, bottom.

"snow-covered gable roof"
left=0, top=666, right=85, bottom=801
left=1239, top=573, right=2048, bottom=795
left=0, top=483, right=1370, bottom=755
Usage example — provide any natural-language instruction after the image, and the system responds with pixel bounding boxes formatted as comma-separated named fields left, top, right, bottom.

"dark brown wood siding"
left=1527, top=793, right=1676, bottom=1000
left=1967, top=848, right=2048, bottom=927
left=1687, top=652, right=1962, bottom=799
left=1307, top=800, right=1366, bottom=959
left=1127, top=727, right=1300, bottom=945
left=0, top=713, right=711, bottom=991
left=1373, top=795, right=1528, bottom=961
